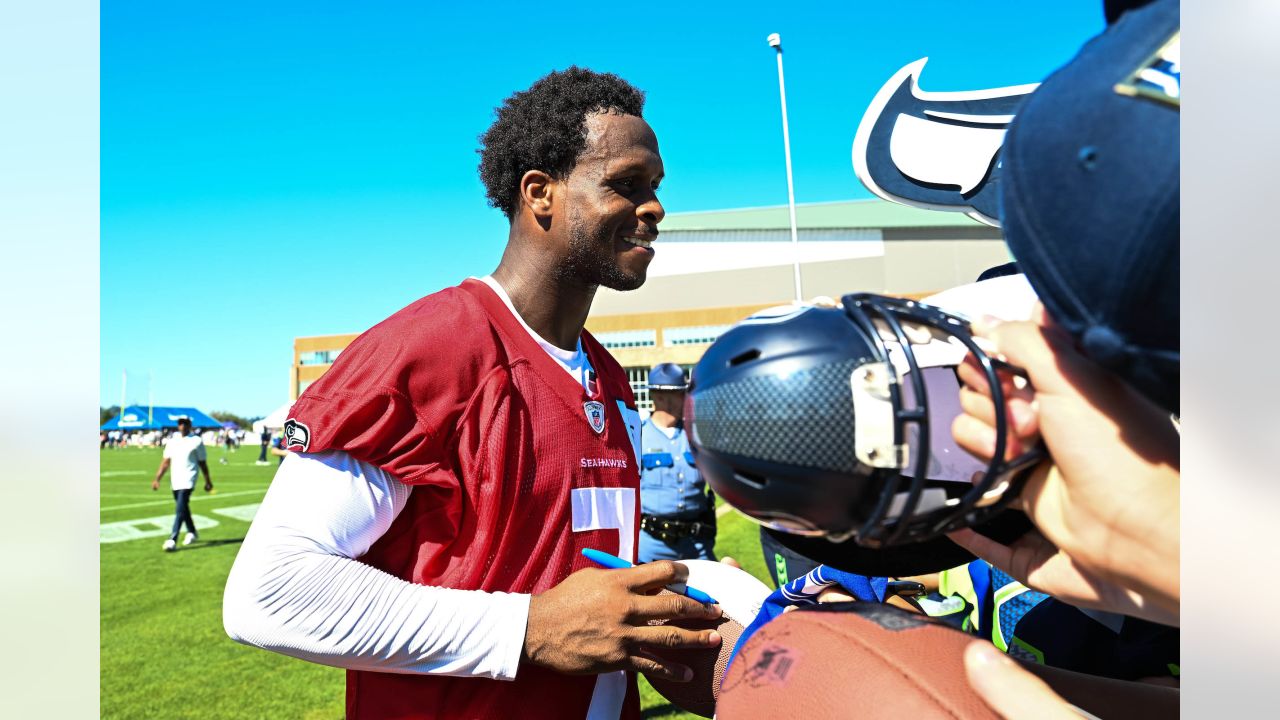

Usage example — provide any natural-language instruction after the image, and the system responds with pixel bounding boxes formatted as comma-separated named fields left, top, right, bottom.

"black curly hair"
left=478, top=67, right=646, bottom=220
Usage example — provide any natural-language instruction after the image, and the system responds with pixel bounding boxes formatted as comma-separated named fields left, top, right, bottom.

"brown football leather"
left=644, top=590, right=747, bottom=719
left=717, top=603, right=999, bottom=719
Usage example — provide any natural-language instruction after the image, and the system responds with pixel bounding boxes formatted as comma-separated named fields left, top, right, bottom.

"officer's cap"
left=647, top=363, right=688, bottom=391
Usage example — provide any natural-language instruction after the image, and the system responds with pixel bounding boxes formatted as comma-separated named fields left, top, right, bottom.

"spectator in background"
left=152, top=417, right=214, bottom=551
left=268, top=432, right=288, bottom=464
left=638, top=363, right=717, bottom=563
left=256, top=426, right=272, bottom=466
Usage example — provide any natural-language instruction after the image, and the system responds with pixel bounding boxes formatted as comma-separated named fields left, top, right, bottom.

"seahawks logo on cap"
left=283, top=419, right=310, bottom=451
left=853, top=58, right=1038, bottom=227
left=584, top=401, right=606, bottom=434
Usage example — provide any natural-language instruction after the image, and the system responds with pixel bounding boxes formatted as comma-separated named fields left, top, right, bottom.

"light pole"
left=767, top=32, right=803, bottom=302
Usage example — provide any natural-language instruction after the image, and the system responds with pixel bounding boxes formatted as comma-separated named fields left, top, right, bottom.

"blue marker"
left=581, top=548, right=718, bottom=605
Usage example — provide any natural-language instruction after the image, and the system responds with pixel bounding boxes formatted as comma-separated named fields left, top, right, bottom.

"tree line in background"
left=99, top=406, right=262, bottom=429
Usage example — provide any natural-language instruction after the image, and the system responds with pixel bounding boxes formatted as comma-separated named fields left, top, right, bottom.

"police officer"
left=638, top=363, right=717, bottom=563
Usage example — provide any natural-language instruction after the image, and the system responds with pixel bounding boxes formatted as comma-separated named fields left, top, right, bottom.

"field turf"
left=100, top=446, right=773, bottom=719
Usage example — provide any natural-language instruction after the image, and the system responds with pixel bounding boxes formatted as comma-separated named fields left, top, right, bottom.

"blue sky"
left=101, top=1, right=1105, bottom=416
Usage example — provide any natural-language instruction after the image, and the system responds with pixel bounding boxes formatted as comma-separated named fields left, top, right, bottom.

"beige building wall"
left=584, top=304, right=779, bottom=369
left=291, top=333, right=360, bottom=400
left=590, top=238, right=1010, bottom=316
left=881, top=240, right=1013, bottom=295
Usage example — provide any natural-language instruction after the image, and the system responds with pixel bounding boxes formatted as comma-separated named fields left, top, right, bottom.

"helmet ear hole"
left=736, top=470, right=768, bottom=489
left=729, top=349, right=761, bottom=366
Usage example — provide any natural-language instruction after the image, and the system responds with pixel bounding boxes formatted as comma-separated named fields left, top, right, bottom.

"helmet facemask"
left=841, top=293, right=1044, bottom=547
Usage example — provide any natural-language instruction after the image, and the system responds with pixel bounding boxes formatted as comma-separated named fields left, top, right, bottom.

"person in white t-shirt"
left=152, top=417, right=214, bottom=551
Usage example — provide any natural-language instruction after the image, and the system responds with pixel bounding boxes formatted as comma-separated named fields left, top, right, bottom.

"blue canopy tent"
left=101, top=406, right=224, bottom=431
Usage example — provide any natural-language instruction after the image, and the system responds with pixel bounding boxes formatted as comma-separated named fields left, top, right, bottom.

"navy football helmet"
left=686, top=293, right=1045, bottom=574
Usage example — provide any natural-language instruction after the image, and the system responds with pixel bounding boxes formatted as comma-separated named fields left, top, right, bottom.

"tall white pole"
left=768, top=32, right=803, bottom=302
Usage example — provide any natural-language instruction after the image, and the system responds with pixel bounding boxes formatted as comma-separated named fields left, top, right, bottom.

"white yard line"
left=100, top=488, right=267, bottom=512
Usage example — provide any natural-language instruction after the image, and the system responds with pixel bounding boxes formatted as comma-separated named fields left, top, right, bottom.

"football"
left=716, top=602, right=998, bottom=719
left=643, top=559, right=772, bottom=719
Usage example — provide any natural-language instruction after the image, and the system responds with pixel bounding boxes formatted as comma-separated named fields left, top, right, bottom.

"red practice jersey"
left=285, top=278, right=644, bottom=719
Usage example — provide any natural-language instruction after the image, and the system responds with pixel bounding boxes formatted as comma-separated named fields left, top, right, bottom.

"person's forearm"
left=222, top=450, right=529, bottom=679
left=223, top=534, right=529, bottom=678
left=1105, top=473, right=1180, bottom=624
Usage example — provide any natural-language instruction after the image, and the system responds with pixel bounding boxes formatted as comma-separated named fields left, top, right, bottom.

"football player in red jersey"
left=223, top=68, right=723, bottom=719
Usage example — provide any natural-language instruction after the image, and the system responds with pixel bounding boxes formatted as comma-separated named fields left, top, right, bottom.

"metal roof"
left=660, top=198, right=985, bottom=231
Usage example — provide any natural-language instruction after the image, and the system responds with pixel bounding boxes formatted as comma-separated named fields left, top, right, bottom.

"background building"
left=290, top=199, right=1009, bottom=409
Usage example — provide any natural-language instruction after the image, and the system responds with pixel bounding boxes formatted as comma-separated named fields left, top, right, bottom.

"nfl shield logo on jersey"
left=583, top=401, right=606, bottom=434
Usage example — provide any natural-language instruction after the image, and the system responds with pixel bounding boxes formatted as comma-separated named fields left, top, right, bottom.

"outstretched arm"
left=950, top=307, right=1179, bottom=625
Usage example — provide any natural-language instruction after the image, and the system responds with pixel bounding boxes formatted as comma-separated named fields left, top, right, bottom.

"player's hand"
left=950, top=305, right=1179, bottom=623
left=964, top=642, right=1079, bottom=720
left=524, top=561, right=723, bottom=681
left=151, top=479, right=160, bottom=491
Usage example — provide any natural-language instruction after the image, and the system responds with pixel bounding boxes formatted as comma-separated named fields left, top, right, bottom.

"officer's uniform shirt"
left=640, top=418, right=709, bottom=520
left=638, top=417, right=714, bottom=563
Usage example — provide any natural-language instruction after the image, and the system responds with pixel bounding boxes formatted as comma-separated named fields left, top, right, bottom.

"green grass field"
left=101, top=446, right=772, bottom=719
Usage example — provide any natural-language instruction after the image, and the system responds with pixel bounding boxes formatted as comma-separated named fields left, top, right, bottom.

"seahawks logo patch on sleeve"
left=283, top=419, right=311, bottom=451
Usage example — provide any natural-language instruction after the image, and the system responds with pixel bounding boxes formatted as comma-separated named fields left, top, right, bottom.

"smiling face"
left=554, top=111, right=665, bottom=291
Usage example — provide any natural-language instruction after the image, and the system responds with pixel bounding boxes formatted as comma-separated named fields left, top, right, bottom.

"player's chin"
left=602, top=265, right=648, bottom=291
left=601, top=255, right=651, bottom=291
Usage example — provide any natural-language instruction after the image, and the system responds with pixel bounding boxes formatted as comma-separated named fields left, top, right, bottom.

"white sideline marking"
left=212, top=504, right=261, bottom=523
left=100, top=489, right=266, bottom=512
left=100, top=515, right=219, bottom=544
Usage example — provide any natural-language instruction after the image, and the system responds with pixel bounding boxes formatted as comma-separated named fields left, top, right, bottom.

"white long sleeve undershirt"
left=223, top=450, right=531, bottom=679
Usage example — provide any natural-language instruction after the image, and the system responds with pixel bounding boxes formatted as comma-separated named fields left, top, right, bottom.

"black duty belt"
left=641, top=513, right=716, bottom=543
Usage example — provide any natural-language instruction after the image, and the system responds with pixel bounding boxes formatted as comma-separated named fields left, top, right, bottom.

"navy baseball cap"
left=647, top=362, right=688, bottom=391
left=999, top=0, right=1179, bottom=413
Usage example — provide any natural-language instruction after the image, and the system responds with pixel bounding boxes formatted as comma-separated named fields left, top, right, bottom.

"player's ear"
left=519, top=169, right=556, bottom=219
